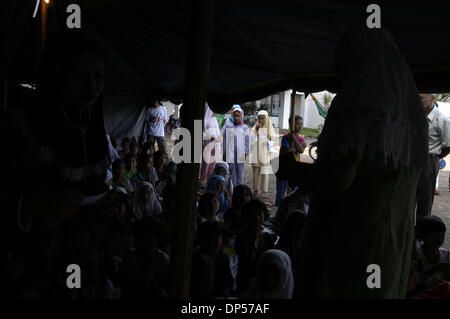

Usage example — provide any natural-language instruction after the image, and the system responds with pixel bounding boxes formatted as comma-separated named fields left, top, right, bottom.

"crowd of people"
left=1, top=27, right=450, bottom=299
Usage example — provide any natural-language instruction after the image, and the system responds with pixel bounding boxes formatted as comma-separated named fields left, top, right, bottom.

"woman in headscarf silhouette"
left=277, top=27, right=428, bottom=298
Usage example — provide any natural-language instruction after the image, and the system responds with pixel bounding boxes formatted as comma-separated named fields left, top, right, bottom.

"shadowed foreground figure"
left=277, top=27, right=428, bottom=298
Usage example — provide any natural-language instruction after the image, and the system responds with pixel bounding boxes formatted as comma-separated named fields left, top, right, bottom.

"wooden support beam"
left=290, top=88, right=297, bottom=131
left=169, top=0, right=215, bottom=299
left=41, top=0, right=48, bottom=50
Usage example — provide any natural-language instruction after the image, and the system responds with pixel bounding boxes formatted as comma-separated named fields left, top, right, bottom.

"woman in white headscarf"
left=134, top=182, right=162, bottom=220
left=244, top=249, right=294, bottom=299
left=250, top=110, right=276, bottom=196
left=200, top=103, right=221, bottom=186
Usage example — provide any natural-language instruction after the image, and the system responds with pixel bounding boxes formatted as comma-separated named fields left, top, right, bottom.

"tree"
left=241, top=101, right=257, bottom=115
left=322, top=92, right=333, bottom=112
left=435, top=93, right=450, bottom=103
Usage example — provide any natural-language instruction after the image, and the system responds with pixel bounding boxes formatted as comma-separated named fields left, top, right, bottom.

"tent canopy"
left=3, top=0, right=450, bottom=114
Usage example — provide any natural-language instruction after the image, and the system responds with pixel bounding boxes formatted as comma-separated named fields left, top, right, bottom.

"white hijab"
left=203, top=104, right=220, bottom=140
left=245, top=249, right=294, bottom=299
left=135, top=182, right=162, bottom=219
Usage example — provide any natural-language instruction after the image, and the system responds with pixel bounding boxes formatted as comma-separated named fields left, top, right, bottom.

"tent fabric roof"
left=3, top=0, right=450, bottom=113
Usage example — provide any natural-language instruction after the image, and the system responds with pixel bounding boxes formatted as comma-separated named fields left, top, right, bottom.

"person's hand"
left=255, top=122, right=260, bottom=132
left=95, top=191, right=121, bottom=218
left=288, top=132, right=296, bottom=142
left=60, top=190, right=84, bottom=218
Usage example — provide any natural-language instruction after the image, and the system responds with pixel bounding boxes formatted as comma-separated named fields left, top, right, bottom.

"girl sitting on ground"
left=120, top=217, right=169, bottom=299
left=118, top=137, right=131, bottom=159
left=205, top=175, right=231, bottom=220
left=134, top=182, right=162, bottom=220
left=234, top=199, right=274, bottom=296
left=111, top=159, right=134, bottom=195
left=197, top=192, right=221, bottom=224
left=154, top=150, right=168, bottom=182
left=209, top=162, right=233, bottom=196
left=124, top=154, right=138, bottom=180
left=244, top=249, right=294, bottom=299
left=132, top=153, right=159, bottom=191
left=192, top=221, right=234, bottom=298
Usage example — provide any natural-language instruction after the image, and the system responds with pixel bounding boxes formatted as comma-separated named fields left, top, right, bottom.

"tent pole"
left=169, top=0, right=215, bottom=299
left=290, top=88, right=297, bottom=131
left=41, top=0, right=48, bottom=50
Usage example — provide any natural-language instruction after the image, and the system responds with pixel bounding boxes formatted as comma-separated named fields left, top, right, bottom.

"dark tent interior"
left=2, top=0, right=450, bottom=114
left=2, top=0, right=450, bottom=300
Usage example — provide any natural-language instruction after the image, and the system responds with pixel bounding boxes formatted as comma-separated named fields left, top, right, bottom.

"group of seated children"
left=194, top=166, right=311, bottom=299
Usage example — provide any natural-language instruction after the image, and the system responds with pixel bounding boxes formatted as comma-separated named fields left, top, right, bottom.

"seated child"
left=111, top=159, right=134, bottom=195
left=132, top=153, right=159, bottom=192
left=413, top=216, right=450, bottom=293
left=118, top=137, right=131, bottom=159
left=119, top=217, right=169, bottom=299
left=197, top=192, right=221, bottom=224
left=124, top=154, right=138, bottom=180
left=205, top=175, right=230, bottom=219
left=192, top=221, right=234, bottom=298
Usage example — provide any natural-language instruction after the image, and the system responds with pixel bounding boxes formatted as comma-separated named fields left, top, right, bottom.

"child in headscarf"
left=222, top=106, right=249, bottom=186
left=200, top=103, right=221, bottom=186
left=207, top=162, right=233, bottom=195
left=134, top=182, right=162, bottom=220
left=250, top=110, right=276, bottom=196
left=205, top=175, right=230, bottom=219
left=244, top=249, right=294, bottom=299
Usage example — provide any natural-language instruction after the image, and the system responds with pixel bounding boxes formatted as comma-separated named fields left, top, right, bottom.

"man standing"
left=145, top=97, right=168, bottom=155
left=416, top=93, right=450, bottom=219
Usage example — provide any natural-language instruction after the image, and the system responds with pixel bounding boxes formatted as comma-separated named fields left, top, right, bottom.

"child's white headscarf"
left=204, top=103, right=220, bottom=140
left=253, top=110, right=275, bottom=139
left=135, top=182, right=162, bottom=219
left=245, top=249, right=294, bottom=299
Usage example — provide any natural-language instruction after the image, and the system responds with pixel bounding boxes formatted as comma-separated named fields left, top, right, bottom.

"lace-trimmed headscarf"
left=318, top=27, right=428, bottom=172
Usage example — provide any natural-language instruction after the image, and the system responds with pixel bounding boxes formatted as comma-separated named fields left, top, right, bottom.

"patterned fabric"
left=318, top=27, right=428, bottom=173
left=281, top=134, right=305, bottom=162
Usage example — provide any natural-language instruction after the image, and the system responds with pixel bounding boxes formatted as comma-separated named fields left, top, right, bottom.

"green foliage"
left=241, top=101, right=257, bottom=115
left=258, top=103, right=271, bottom=113
left=322, top=92, right=333, bottom=111
left=435, top=93, right=450, bottom=103
left=300, top=127, right=319, bottom=136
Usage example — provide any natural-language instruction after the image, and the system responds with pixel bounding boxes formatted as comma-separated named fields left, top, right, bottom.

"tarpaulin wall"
left=103, top=85, right=147, bottom=143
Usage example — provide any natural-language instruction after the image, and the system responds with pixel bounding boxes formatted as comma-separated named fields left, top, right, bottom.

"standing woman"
left=1, top=31, right=120, bottom=298
left=250, top=110, right=275, bottom=196
left=200, top=103, right=221, bottom=186
left=278, top=27, right=428, bottom=298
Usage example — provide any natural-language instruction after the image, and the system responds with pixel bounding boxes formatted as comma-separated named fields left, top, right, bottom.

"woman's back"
left=298, top=153, right=421, bottom=298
